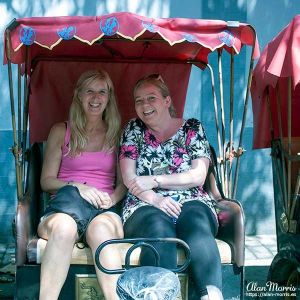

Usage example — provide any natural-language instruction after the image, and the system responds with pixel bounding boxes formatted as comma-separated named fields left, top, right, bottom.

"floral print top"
left=119, top=118, right=217, bottom=224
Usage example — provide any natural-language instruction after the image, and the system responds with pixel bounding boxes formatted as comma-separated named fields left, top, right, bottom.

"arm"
left=120, top=158, right=156, bottom=203
left=154, top=157, right=209, bottom=189
left=40, top=123, right=94, bottom=194
left=128, top=157, right=210, bottom=195
left=40, top=122, right=68, bottom=193
left=120, top=158, right=182, bottom=218
left=105, top=164, right=127, bottom=208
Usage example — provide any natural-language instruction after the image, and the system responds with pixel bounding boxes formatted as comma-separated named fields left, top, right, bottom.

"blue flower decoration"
left=19, top=26, right=36, bottom=46
left=142, top=22, right=158, bottom=33
left=100, top=17, right=119, bottom=36
left=57, top=26, right=76, bottom=40
left=218, top=30, right=235, bottom=47
left=183, top=33, right=196, bottom=43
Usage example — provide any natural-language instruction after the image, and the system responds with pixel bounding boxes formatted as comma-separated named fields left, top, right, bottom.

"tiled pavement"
left=244, top=235, right=280, bottom=300
left=0, top=235, right=278, bottom=299
left=245, top=234, right=277, bottom=266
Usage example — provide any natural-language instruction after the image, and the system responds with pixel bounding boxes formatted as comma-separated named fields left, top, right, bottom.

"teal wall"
left=0, top=0, right=300, bottom=249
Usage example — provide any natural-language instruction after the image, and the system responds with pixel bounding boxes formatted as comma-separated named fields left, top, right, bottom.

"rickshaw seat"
left=15, top=142, right=245, bottom=296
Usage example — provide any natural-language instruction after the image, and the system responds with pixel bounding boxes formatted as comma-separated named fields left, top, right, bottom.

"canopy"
left=4, top=12, right=259, bottom=65
left=4, top=12, right=259, bottom=143
left=251, top=15, right=300, bottom=149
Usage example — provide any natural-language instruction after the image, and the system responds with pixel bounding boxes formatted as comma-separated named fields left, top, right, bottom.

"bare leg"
left=86, top=213, right=123, bottom=300
left=38, top=213, right=78, bottom=300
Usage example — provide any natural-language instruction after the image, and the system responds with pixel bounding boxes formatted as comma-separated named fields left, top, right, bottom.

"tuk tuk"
left=251, top=14, right=300, bottom=295
left=4, top=12, right=259, bottom=299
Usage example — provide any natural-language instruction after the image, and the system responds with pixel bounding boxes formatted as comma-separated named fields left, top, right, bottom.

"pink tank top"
left=58, top=122, right=116, bottom=194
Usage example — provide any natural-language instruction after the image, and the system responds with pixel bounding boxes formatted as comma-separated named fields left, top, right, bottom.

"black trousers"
left=124, top=200, right=222, bottom=293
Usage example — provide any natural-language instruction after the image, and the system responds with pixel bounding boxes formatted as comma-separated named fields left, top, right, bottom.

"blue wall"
left=1, top=0, right=300, bottom=247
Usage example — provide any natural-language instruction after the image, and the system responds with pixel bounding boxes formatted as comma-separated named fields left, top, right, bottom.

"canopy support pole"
left=17, top=65, right=25, bottom=194
left=267, top=89, right=286, bottom=211
left=228, top=51, right=235, bottom=198
left=22, top=47, right=30, bottom=187
left=276, top=83, right=288, bottom=212
left=6, top=30, right=22, bottom=200
left=8, top=60, right=22, bottom=199
left=17, top=65, right=21, bottom=152
left=207, top=64, right=225, bottom=193
left=233, top=40, right=256, bottom=199
left=218, top=49, right=227, bottom=197
left=287, top=76, right=292, bottom=218
left=290, top=171, right=300, bottom=221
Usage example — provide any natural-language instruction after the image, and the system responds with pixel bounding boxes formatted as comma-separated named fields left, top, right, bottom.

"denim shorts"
left=41, top=185, right=121, bottom=243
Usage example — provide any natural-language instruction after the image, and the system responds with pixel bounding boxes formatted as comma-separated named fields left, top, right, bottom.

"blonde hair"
left=68, top=69, right=120, bottom=155
left=133, top=74, right=176, bottom=117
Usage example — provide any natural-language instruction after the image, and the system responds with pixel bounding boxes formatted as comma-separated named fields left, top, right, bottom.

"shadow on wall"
left=0, top=131, right=17, bottom=246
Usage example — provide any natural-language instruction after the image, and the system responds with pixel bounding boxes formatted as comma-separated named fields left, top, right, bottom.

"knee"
left=86, top=215, right=123, bottom=245
left=49, top=214, right=78, bottom=243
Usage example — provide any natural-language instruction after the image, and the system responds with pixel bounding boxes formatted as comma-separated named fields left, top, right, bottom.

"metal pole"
left=287, top=76, right=292, bottom=217
left=231, top=24, right=258, bottom=199
left=228, top=51, right=234, bottom=198
left=266, top=90, right=289, bottom=217
left=218, top=49, right=227, bottom=196
left=290, top=171, right=300, bottom=220
left=5, top=30, right=22, bottom=199
left=207, top=64, right=225, bottom=193
left=276, top=83, right=288, bottom=212
left=18, top=65, right=21, bottom=148
left=22, top=47, right=30, bottom=191
left=232, top=39, right=256, bottom=199
left=17, top=64, right=24, bottom=195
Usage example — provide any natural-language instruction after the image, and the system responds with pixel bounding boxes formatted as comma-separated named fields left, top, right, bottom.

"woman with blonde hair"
left=38, top=69, right=126, bottom=300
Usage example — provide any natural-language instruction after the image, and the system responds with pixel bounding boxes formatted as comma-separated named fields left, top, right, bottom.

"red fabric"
left=29, top=61, right=191, bottom=143
left=3, top=13, right=260, bottom=143
left=4, top=12, right=259, bottom=66
left=251, top=15, right=300, bottom=149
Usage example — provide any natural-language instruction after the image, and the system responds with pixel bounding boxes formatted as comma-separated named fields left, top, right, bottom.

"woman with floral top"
left=119, top=74, right=224, bottom=300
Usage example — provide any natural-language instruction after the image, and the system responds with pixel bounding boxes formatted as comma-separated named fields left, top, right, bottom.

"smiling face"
left=134, top=82, right=171, bottom=127
left=80, top=79, right=109, bottom=119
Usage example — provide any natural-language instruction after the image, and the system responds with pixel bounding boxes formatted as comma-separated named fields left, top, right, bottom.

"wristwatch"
left=154, top=176, right=162, bottom=188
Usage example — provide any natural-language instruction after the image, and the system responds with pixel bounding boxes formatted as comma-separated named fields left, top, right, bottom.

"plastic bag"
left=117, top=266, right=180, bottom=300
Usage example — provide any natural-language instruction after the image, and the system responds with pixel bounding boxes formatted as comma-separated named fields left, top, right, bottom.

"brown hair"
left=133, top=74, right=176, bottom=117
